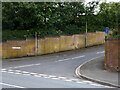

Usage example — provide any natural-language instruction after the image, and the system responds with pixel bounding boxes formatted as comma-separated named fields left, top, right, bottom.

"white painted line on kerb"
left=0, top=82, right=25, bottom=88
left=8, top=63, right=41, bottom=69
left=96, top=51, right=105, bottom=54
left=55, top=55, right=85, bottom=62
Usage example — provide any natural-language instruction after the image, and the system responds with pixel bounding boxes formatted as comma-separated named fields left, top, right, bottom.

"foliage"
left=2, top=2, right=120, bottom=41
left=109, top=31, right=120, bottom=38
left=98, top=2, right=120, bottom=31
left=2, top=30, right=27, bottom=42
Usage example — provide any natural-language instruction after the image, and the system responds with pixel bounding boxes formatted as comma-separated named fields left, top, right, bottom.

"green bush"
left=109, top=30, right=120, bottom=38
left=2, top=30, right=27, bottom=42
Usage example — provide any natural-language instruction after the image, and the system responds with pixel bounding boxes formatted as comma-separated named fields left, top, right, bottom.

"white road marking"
left=30, top=72, right=38, bottom=75
left=83, top=81, right=94, bottom=84
left=48, top=75, right=57, bottom=78
left=7, top=72, right=14, bottom=74
left=8, top=70, right=14, bottom=72
left=76, top=82, right=83, bottom=83
left=40, top=74, right=48, bottom=77
left=1, top=71, right=7, bottom=72
left=2, top=69, right=109, bottom=87
left=92, top=83, right=103, bottom=86
left=5, top=54, right=85, bottom=69
left=75, top=55, right=105, bottom=79
left=72, top=55, right=85, bottom=59
left=56, top=58, right=70, bottom=62
left=65, top=80, right=73, bottom=82
left=43, top=77, right=50, bottom=78
left=34, top=75, right=42, bottom=77
left=21, top=71, right=29, bottom=74
left=90, top=83, right=104, bottom=86
left=15, top=73, right=21, bottom=74
left=96, top=51, right=105, bottom=54
left=51, top=78, right=59, bottom=80
left=0, top=82, right=25, bottom=88
left=38, top=74, right=47, bottom=76
left=1, top=69, right=7, bottom=71
left=22, top=73, right=31, bottom=76
left=14, top=70, right=21, bottom=72
left=58, top=77, right=67, bottom=79
left=55, top=55, right=85, bottom=62
left=70, top=79, right=79, bottom=81
left=8, top=63, right=41, bottom=69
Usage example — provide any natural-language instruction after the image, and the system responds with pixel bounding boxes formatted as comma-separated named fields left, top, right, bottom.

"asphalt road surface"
left=1, top=45, right=112, bottom=88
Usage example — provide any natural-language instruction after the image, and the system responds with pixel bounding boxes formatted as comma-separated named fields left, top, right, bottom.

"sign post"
left=85, top=21, right=87, bottom=48
left=35, top=32, right=38, bottom=56
left=105, top=27, right=109, bottom=39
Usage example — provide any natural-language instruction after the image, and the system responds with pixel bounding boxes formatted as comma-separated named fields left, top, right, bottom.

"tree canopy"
left=2, top=2, right=120, bottom=41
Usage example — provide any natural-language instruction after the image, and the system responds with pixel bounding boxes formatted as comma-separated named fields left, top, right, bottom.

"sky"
left=85, top=0, right=120, bottom=14
left=85, top=0, right=120, bottom=3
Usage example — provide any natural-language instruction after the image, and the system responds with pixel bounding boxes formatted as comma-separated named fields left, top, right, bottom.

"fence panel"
left=74, top=34, right=85, bottom=49
left=44, top=37, right=54, bottom=54
left=59, top=35, right=75, bottom=51
left=52, top=37, right=60, bottom=53
left=96, top=31, right=105, bottom=45
left=87, top=33, right=96, bottom=46
left=26, top=38, right=35, bottom=56
left=38, top=38, right=45, bottom=55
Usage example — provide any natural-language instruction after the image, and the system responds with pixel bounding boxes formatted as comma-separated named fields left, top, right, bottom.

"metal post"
left=85, top=3, right=87, bottom=48
left=85, top=21, right=87, bottom=48
left=35, top=32, right=38, bottom=56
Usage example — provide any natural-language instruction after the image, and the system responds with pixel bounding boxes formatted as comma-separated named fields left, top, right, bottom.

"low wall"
left=2, top=31, right=106, bottom=59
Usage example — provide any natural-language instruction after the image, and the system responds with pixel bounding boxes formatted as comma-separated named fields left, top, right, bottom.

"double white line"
left=55, top=55, right=85, bottom=62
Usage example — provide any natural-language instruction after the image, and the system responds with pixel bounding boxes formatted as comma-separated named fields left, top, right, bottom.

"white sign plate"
left=12, top=47, right=21, bottom=49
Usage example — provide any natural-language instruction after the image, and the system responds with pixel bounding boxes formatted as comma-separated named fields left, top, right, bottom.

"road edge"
left=75, top=56, right=120, bottom=88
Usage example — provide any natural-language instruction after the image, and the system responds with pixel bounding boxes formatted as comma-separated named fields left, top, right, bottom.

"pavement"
left=75, top=56, right=120, bottom=88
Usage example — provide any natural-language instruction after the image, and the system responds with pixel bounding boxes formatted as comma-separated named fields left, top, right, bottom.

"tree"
left=3, top=1, right=118, bottom=41
left=98, top=2, right=120, bottom=31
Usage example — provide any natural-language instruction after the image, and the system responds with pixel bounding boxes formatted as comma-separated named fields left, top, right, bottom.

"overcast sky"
left=85, top=0, right=120, bottom=3
left=84, top=0, right=120, bottom=14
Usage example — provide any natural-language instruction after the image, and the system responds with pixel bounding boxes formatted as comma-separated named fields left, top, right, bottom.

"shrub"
left=109, top=29, right=120, bottom=38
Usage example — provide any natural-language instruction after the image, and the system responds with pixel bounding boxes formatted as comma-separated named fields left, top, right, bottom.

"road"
left=1, top=45, right=111, bottom=88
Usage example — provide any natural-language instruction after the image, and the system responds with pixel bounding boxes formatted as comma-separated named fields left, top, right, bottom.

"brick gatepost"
left=105, top=38, right=120, bottom=71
